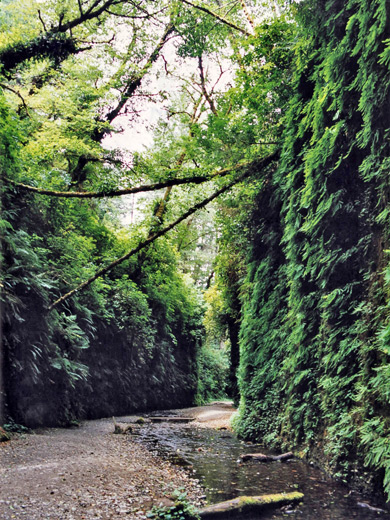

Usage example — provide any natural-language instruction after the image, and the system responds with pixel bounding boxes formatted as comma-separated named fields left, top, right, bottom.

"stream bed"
left=133, top=412, right=390, bottom=519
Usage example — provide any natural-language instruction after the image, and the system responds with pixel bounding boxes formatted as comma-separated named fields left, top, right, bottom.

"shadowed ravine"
left=1, top=403, right=390, bottom=519
left=133, top=403, right=390, bottom=519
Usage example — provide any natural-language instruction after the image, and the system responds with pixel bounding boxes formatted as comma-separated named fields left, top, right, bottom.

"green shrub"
left=146, top=492, right=200, bottom=520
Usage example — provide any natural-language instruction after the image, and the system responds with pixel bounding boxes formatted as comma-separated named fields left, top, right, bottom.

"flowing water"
left=133, top=410, right=390, bottom=519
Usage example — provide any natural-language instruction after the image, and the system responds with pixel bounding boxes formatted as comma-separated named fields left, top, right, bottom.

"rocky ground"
left=0, top=402, right=235, bottom=520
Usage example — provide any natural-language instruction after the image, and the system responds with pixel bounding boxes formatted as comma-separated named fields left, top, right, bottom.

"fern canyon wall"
left=235, top=0, right=390, bottom=499
left=1, top=183, right=201, bottom=427
left=2, top=0, right=390, bottom=503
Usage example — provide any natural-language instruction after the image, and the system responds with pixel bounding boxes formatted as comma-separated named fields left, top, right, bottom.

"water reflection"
left=135, top=421, right=389, bottom=519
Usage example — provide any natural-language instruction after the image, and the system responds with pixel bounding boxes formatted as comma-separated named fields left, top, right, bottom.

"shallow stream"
left=134, top=410, right=390, bottom=519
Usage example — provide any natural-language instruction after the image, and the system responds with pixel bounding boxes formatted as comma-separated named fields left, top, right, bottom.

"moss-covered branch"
left=0, top=0, right=124, bottom=71
left=4, top=159, right=264, bottom=198
left=48, top=151, right=278, bottom=310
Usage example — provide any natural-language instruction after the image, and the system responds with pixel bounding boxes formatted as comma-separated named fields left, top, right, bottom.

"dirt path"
left=0, top=402, right=236, bottom=520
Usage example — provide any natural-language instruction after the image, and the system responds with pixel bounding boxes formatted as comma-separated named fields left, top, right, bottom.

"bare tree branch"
left=77, top=34, right=115, bottom=45
left=106, top=5, right=168, bottom=20
left=59, top=0, right=123, bottom=33
left=77, top=0, right=84, bottom=16
left=48, top=151, right=278, bottom=310
left=37, top=9, right=48, bottom=31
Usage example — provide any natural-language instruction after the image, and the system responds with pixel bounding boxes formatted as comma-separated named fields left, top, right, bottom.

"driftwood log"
left=357, top=502, right=387, bottom=514
left=199, top=492, right=304, bottom=518
left=150, top=417, right=194, bottom=423
left=241, top=451, right=294, bottom=463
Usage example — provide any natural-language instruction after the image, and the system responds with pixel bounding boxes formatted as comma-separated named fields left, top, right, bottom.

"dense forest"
left=1, top=0, right=390, bottom=502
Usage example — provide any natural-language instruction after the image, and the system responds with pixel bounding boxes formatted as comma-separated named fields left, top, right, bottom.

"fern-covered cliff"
left=235, top=0, right=390, bottom=499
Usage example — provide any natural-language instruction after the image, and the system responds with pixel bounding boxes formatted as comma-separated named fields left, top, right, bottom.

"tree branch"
left=0, top=0, right=124, bottom=71
left=37, top=9, right=48, bottom=31
left=48, top=151, right=278, bottom=310
left=238, top=0, right=255, bottom=31
left=0, top=83, right=30, bottom=115
left=77, top=0, right=84, bottom=16
left=3, top=174, right=213, bottom=198
left=198, top=56, right=218, bottom=116
left=101, top=21, right=174, bottom=129
left=3, top=157, right=269, bottom=198
left=178, top=0, right=251, bottom=36
left=106, top=5, right=168, bottom=20
left=59, top=0, right=123, bottom=33
left=69, top=18, right=173, bottom=185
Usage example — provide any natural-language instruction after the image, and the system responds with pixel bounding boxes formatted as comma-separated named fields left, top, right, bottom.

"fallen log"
left=150, top=417, right=194, bottom=423
left=241, top=451, right=294, bottom=463
left=199, top=492, right=304, bottom=518
left=357, top=502, right=387, bottom=514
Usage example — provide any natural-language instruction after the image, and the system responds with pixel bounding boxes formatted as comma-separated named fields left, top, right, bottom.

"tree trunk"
left=0, top=310, right=4, bottom=425
left=227, top=315, right=240, bottom=406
